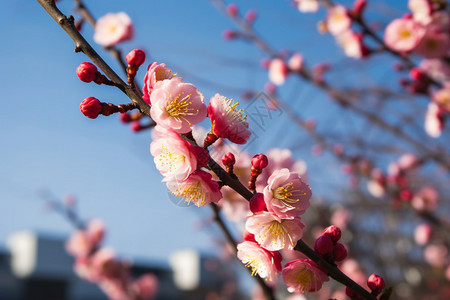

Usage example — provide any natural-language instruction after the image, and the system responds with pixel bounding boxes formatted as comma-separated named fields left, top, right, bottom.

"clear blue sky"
left=0, top=0, right=409, bottom=262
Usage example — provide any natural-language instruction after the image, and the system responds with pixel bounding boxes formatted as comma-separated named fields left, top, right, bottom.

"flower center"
left=224, top=98, right=247, bottom=123
left=156, top=145, right=185, bottom=174
left=399, top=29, right=412, bottom=39
left=166, top=93, right=199, bottom=122
left=178, top=182, right=206, bottom=207
left=243, top=255, right=267, bottom=278
left=292, top=268, right=313, bottom=292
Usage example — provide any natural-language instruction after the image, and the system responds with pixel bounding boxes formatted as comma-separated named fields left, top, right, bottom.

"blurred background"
left=1, top=0, right=450, bottom=299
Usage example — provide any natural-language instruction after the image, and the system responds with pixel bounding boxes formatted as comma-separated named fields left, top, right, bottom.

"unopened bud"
left=226, top=4, right=238, bottom=16
left=251, top=154, right=268, bottom=170
left=250, top=193, right=266, bottom=214
left=314, top=234, right=334, bottom=255
left=77, top=62, right=98, bottom=83
left=80, top=97, right=102, bottom=119
left=245, top=9, right=258, bottom=23
left=367, top=273, right=385, bottom=293
left=333, top=242, right=348, bottom=261
left=126, top=49, right=146, bottom=67
left=222, top=152, right=236, bottom=167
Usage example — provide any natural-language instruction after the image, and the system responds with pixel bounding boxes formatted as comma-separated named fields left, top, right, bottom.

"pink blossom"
left=246, top=211, right=305, bottom=251
left=282, top=259, right=329, bottom=293
left=408, top=0, right=432, bottom=25
left=66, top=231, right=93, bottom=258
left=208, top=94, right=251, bottom=144
left=330, top=207, right=352, bottom=229
left=237, top=241, right=281, bottom=281
left=150, top=128, right=208, bottom=181
left=425, top=102, right=444, bottom=138
left=397, top=153, right=419, bottom=170
left=433, top=88, right=450, bottom=112
left=294, top=0, right=319, bottom=13
left=263, top=168, right=311, bottom=219
left=288, top=53, right=304, bottom=71
left=94, top=12, right=133, bottom=47
left=268, top=58, right=289, bottom=86
left=326, top=5, right=352, bottom=36
left=367, top=180, right=386, bottom=198
left=150, top=77, right=207, bottom=133
left=87, top=219, right=105, bottom=248
left=134, top=274, right=158, bottom=299
left=166, top=170, right=222, bottom=207
left=384, top=18, right=425, bottom=52
left=414, top=223, right=433, bottom=245
left=424, top=244, right=448, bottom=268
left=411, top=186, right=439, bottom=213
left=336, top=30, right=367, bottom=59
left=419, top=58, right=450, bottom=82
left=416, top=26, right=450, bottom=58
left=142, top=62, right=174, bottom=104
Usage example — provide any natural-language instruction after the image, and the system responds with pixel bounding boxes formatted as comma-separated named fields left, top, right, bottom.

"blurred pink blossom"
left=384, top=18, right=425, bottom=52
left=414, top=223, right=433, bottom=245
left=94, top=12, right=133, bottom=47
left=282, top=259, right=329, bottom=293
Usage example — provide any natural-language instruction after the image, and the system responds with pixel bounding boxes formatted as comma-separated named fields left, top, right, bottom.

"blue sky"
left=0, top=0, right=411, bottom=263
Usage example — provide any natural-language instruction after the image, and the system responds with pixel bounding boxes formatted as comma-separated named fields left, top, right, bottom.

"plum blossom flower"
left=419, top=58, right=450, bottom=82
left=425, top=102, right=444, bottom=138
left=416, top=26, right=450, bottom=59
left=166, top=170, right=222, bottom=207
left=150, top=128, right=208, bottom=181
left=94, top=12, right=133, bottom=47
left=263, top=168, right=311, bottom=219
left=208, top=94, right=251, bottom=144
left=282, top=259, right=329, bottom=293
left=424, top=244, right=448, bottom=267
left=150, top=77, right=207, bottom=133
left=336, top=30, right=368, bottom=59
left=408, top=0, right=432, bottom=25
left=142, top=62, right=175, bottom=104
left=246, top=211, right=305, bottom=251
left=411, top=186, right=439, bottom=213
left=288, top=53, right=304, bottom=71
left=237, top=241, right=281, bottom=281
left=384, top=18, right=425, bottom=52
left=432, top=88, right=450, bottom=112
left=414, top=223, right=433, bottom=245
left=268, top=58, right=289, bottom=86
left=134, top=274, right=158, bottom=299
left=326, top=5, right=352, bottom=36
left=66, top=219, right=105, bottom=257
left=294, top=0, right=319, bottom=13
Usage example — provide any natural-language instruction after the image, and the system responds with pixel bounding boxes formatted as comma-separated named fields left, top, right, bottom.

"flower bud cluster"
left=314, top=225, right=348, bottom=263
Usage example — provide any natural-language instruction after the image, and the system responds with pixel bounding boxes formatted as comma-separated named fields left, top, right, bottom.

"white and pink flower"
left=408, top=0, right=432, bottom=25
left=246, top=211, right=305, bottom=251
left=208, top=94, right=251, bottom=144
left=94, top=12, right=134, bottom=47
left=268, top=58, right=289, bottom=86
left=416, top=26, right=450, bottom=59
left=336, top=30, right=368, bottom=59
left=326, top=5, right=352, bottom=36
left=150, top=77, right=207, bottom=133
left=294, top=0, right=319, bottom=13
left=237, top=241, right=282, bottom=281
left=433, top=88, right=450, bottom=112
left=425, top=102, right=444, bottom=138
left=263, top=168, right=311, bottom=219
left=150, top=128, right=208, bottom=181
left=414, top=223, right=433, bottom=245
left=282, top=259, right=329, bottom=293
left=411, top=186, right=439, bottom=213
left=384, top=18, right=425, bottom=52
left=142, top=62, right=175, bottom=104
left=166, top=170, right=222, bottom=207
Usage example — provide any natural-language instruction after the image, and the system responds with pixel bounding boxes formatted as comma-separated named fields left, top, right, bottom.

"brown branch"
left=210, top=203, right=276, bottom=300
left=38, top=0, right=152, bottom=120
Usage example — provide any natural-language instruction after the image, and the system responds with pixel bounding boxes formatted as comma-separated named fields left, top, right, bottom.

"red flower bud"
left=251, top=154, right=268, bottom=170
left=249, top=193, right=266, bottom=214
left=333, top=243, right=348, bottom=262
left=245, top=9, right=257, bottom=23
left=80, top=97, right=102, bottom=119
left=131, top=121, right=142, bottom=132
left=222, top=152, right=236, bottom=167
left=119, top=113, right=131, bottom=123
left=367, top=273, right=385, bottom=292
left=223, top=29, right=237, bottom=40
left=352, top=0, right=367, bottom=18
left=76, top=62, right=98, bottom=83
left=314, top=235, right=334, bottom=255
left=409, top=67, right=424, bottom=81
left=323, top=225, right=342, bottom=243
left=226, top=4, right=238, bottom=16
left=126, top=49, right=146, bottom=67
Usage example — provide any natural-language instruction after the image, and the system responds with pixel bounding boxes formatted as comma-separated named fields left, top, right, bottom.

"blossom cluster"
left=66, top=220, right=157, bottom=300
